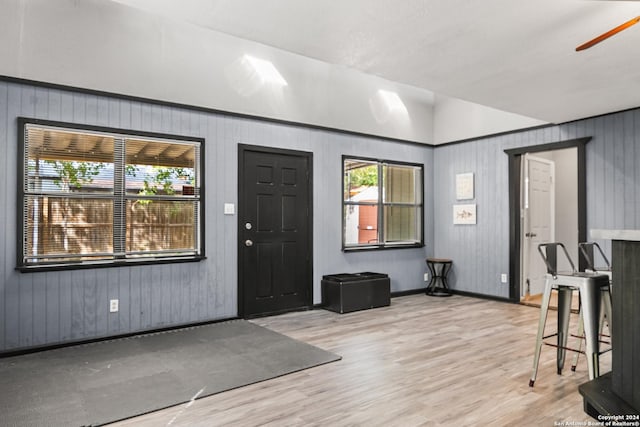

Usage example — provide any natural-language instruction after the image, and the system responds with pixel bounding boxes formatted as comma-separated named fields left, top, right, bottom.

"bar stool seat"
left=425, top=258, right=452, bottom=297
left=529, top=243, right=612, bottom=387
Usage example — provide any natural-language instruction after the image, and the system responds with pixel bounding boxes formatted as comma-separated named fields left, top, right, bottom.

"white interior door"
left=521, top=154, right=555, bottom=297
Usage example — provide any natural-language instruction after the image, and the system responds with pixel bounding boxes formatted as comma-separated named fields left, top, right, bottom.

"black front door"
left=238, top=145, right=312, bottom=317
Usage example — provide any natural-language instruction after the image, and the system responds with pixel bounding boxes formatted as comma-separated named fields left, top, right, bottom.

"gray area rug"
left=0, top=319, right=341, bottom=426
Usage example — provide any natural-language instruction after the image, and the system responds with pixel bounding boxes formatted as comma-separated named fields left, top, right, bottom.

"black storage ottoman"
left=321, top=272, right=390, bottom=314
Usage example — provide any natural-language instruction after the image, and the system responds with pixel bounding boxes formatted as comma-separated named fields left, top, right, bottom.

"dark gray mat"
left=0, top=319, right=341, bottom=426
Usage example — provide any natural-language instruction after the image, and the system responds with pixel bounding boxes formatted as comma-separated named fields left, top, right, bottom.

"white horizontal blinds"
left=113, top=137, right=126, bottom=258
left=22, top=123, right=201, bottom=267
left=125, top=200, right=198, bottom=255
left=193, top=145, right=201, bottom=251
left=23, top=197, right=114, bottom=262
left=24, top=125, right=115, bottom=263
left=26, top=126, right=114, bottom=193
left=383, top=164, right=422, bottom=244
left=124, top=139, right=197, bottom=195
left=383, top=205, right=421, bottom=243
left=124, top=137, right=200, bottom=258
left=383, top=164, right=420, bottom=204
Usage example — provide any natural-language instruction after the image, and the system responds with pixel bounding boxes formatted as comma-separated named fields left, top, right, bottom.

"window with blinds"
left=19, top=119, right=203, bottom=269
left=342, top=156, right=423, bottom=250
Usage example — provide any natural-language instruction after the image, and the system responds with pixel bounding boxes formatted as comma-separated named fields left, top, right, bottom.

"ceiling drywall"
left=111, top=0, right=640, bottom=124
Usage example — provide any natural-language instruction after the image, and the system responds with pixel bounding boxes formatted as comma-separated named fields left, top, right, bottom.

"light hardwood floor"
left=112, top=294, right=610, bottom=426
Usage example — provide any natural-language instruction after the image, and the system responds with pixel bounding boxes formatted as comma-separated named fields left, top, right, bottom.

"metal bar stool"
left=425, top=258, right=452, bottom=297
left=529, top=243, right=611, bottom=387
left=571, top=242, right=613, bottom=371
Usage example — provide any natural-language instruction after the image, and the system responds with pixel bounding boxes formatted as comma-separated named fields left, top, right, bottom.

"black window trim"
left=16, top=117, right=206, bottom=272
left=342, top=154, right=425, bottom=252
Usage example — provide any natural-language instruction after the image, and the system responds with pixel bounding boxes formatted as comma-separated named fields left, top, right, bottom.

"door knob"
left=245, top=239, right=253, bottom=247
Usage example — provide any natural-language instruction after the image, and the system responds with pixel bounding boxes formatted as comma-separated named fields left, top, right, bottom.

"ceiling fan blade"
left=576, top=15, right=640, bottom=51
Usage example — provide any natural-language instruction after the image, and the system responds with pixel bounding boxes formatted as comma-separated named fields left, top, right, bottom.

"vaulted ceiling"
left=112, top=0, right=640, bottom=124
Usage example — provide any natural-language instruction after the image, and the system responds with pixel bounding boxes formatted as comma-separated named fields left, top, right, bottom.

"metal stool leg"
left=571, top=310, right=585, bottom=371
left=440, top=262, right=452, bottom=291
left=557, top=287, right=573, bottom=375
left=571, top=284, right=612, bottom=372
left=601, top=285, right=612, bottom=337
left=599, top=302, right=606, bottom=336
left=580, top=284, right=602, bottom=380
left=425, top=262, right=436, bottom=294
left=529, top=277, right=553, bottom=387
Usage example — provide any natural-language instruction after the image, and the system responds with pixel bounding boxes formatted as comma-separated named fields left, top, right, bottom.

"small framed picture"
left=456, top=173, right=474, bottom=200
left=453, top=204, right=476, bottom=225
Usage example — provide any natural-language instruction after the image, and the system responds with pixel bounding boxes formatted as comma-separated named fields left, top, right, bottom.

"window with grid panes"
left=18, top=118, right=203, bottom=270
left=342, top=156, right=423, bottom=250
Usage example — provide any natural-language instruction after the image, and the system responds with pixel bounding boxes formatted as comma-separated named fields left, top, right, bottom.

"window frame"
left=342, top=155, right=424, bottom=251
left=17, top=117, right=205, bottom=272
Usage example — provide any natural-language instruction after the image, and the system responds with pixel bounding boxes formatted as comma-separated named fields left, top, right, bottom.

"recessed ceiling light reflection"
left=243, top=55, right=288, bottom=86
left=377, top=90, right=408, bottom=114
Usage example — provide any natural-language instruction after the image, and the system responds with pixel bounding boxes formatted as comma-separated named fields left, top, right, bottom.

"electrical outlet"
left=424, top=273, right=429, bottom=282
left=109, top=299, right=119, bottom=313
left=501, top=274, right=508, bottom=284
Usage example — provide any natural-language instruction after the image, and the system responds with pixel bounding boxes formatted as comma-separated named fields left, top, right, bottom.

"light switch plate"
left=224, top=203, right=235, bottom=215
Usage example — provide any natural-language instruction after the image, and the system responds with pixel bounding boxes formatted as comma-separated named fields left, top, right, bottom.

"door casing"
left=505, top=137, right=590, bottom=302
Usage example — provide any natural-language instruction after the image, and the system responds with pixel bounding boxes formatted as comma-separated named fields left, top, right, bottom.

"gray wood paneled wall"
left=3, top=78, right=638, bottom=352
left=434, top=112, right=640, bottom=298
left=0, top=80, right=433, bottom=352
